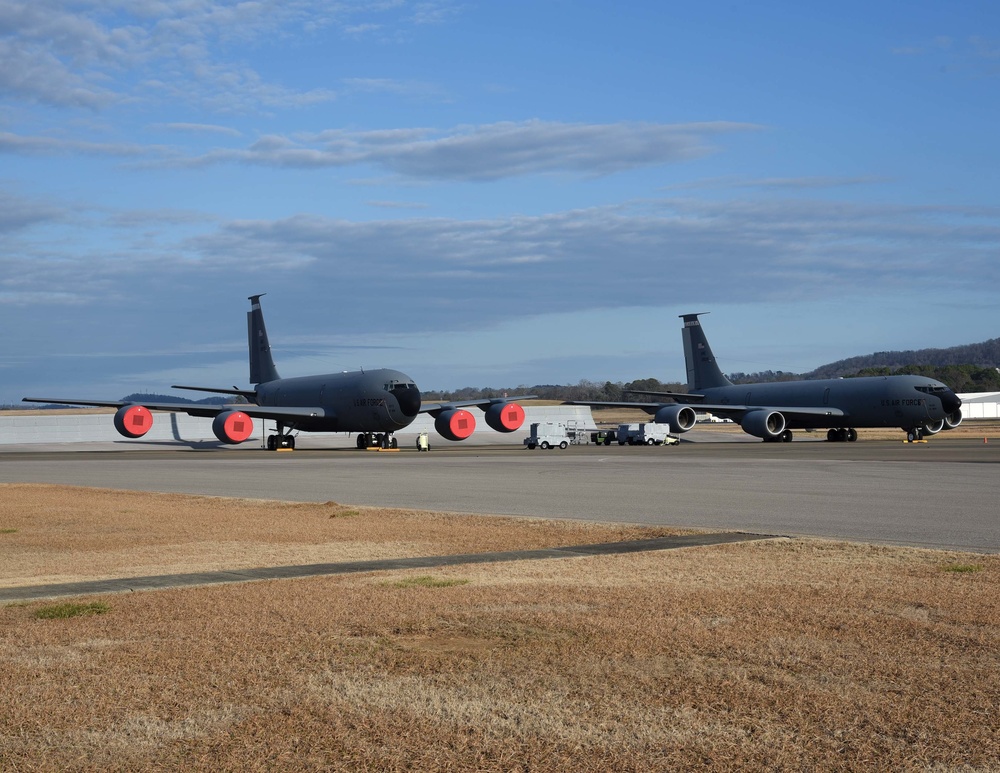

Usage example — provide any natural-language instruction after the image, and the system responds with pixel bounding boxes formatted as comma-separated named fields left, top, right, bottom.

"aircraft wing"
left=693, top=403, right=846, bottom=418
left=566, top=399, right=846, bottom=419
left=22, top=397, right=328, bottom=422
left=418, top=395, right=537, bottom=414
left=564, top=400, right=664, bottom=413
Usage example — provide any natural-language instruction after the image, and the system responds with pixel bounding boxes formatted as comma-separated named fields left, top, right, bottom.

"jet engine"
left=740, top=409, right=786, bottom=440
left=943, top=410, right=963, bottom=430
left=922, top=419, right=945, bottom=435
left=434, top=409, right=476, bottom=441
left=212, top=410, right=254, bottom=444
left=653, top=404, right=697, bottom=434
left=484, top=401, right=526, bottom=433
left=114, top=405, right=153, bottom=438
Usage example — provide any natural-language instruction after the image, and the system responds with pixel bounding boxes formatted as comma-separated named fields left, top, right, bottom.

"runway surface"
left=2, top=437, right=998, bottom=553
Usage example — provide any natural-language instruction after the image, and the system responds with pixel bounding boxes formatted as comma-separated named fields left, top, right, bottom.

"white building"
left=958, top=392, right=1000, bottom=419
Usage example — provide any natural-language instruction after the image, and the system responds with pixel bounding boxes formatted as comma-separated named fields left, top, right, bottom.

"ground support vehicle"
left=616, top=423, right=680, bottom=446
left=591, top=429, right=615, bottom=445
left=524, top=422, right=571, bottom=450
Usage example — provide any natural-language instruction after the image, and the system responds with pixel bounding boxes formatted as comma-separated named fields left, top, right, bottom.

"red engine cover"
left=212, top=411, right=254, bottom=444
left=434, top=409, right=476, bottom=441
left=484, top=401, right=526, bottom=433
left=114, top=405, right=153, bottom=438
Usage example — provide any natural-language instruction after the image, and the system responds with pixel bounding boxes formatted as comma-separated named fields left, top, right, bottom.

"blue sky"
left=2, top=0, right=998, bottom=403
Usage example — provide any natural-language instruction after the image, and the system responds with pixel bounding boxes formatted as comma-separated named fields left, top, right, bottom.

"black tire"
left=559, top=441, right=568, bottom=450
left=540, top=441, right=550, bottom=449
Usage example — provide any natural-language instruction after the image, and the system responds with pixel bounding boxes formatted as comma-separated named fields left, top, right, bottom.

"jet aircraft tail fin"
left=680, top=313, right=733, bottom=391
left=248, top=294, right=280, bottom=385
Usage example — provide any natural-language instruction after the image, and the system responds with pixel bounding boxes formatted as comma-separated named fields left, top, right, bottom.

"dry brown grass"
left=0, top=485, right=683, bottom=588
left=1, top=485, right=998, bottom=770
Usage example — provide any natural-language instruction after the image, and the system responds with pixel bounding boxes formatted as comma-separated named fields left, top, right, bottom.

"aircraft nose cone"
left=941, top=389, right=962, bottom=415
left=393, top=384, right=422, bottom=417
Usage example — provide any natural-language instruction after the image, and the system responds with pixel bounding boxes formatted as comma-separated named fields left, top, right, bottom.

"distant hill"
left=805, top=338, right=1000, bottom=379
left=121, top=393, right=243, bottom=405
left=728, top=337, right=1000, bottom=392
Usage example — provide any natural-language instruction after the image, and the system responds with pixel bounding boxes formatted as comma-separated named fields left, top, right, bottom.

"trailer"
left=616, top=423, right=680, bottom=446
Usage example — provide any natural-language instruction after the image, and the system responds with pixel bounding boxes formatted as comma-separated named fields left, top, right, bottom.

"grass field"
left=1, top=484, right=998, bottom=770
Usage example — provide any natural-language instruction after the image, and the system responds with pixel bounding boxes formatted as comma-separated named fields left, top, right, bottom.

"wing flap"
left=419, top=395, right=537, bottom=414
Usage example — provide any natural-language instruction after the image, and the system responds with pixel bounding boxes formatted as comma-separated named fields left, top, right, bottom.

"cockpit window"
left=915, top=385, right=950, bottom=395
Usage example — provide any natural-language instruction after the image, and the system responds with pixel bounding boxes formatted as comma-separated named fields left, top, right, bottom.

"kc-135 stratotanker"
left=24, top=295, right=533, bottom=450
left=570, top=313, right=963, bottom=443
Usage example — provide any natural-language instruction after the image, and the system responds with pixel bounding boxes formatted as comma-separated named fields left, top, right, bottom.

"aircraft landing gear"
left=267, top=425, right=296, bottom=450
left=826, top=428, right=858, bottom=442
left=356, top=432, right=398, bottom=449
left=904, top=427, right=925, bottom=443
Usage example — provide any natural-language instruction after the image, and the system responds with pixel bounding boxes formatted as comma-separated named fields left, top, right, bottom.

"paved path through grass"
left=0, top=532, right=776, bottom=603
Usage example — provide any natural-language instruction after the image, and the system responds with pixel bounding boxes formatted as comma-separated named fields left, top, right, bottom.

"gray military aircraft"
left=570, top=312, right=963, bottom=442
left=23, top=295, right=533, bottom=450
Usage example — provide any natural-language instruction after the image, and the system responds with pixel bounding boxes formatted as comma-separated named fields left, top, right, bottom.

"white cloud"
left=151, top=122, right=242, bottom=137
left=174, top=120, right=762, bottom=179
left=0, top=0, right=359, bottom=112
left=7, top=195, right=995, bottom=329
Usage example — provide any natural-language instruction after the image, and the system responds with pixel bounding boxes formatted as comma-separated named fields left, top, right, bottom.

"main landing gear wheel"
left=826, top=428, right=858, bottom=442
left=356, top=432, right=398, bottom=449
left=267, top=434, right=295, bottom=450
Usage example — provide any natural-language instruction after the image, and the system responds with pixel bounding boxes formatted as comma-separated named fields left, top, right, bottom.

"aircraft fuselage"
left=694, top=374, right=961, bottom=430
left=255, top=368, right=421, bottom=433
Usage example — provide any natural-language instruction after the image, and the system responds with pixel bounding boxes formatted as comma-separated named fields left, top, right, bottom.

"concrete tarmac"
left=1, top=437, right=998, bottom=553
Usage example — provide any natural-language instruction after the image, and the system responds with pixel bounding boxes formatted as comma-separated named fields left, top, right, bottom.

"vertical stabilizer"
left=680, top=313, right=732, bottom=391
left=247, top=294, right=280, bottom=385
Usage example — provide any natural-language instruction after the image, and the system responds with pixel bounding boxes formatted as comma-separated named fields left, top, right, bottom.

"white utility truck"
left=524, top=422, right=571, bottom=450
left=616, top=423, right=680, bottom=446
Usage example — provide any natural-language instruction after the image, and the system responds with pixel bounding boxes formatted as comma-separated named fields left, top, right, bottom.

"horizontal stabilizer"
left=172, top=384, right=258, bottom=401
